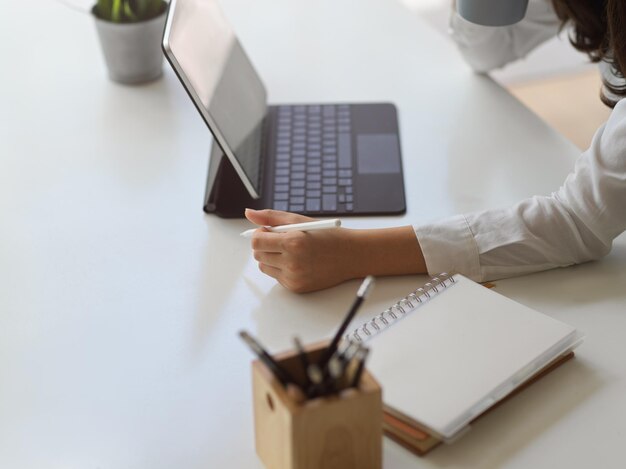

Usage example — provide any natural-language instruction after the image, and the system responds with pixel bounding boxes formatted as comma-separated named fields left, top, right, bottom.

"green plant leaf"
left=123, top=0, right=137, bottom=21
left=111, top=0, right=122, bottom=22
left=96, top=0, right=113, bottom=21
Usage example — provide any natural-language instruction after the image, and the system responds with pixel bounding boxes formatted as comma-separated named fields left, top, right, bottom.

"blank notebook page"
left=366, top=275, right=577, bottom=438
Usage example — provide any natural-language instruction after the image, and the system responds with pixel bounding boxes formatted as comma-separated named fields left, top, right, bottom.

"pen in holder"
left=252, top=343, right=382, bottom=469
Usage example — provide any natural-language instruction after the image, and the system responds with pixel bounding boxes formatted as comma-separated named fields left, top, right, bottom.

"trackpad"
left=357, top=133, right=401, bottom=174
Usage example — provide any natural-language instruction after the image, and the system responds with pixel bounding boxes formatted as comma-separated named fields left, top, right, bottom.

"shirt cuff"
left=414, top=214, right=482, bottom=282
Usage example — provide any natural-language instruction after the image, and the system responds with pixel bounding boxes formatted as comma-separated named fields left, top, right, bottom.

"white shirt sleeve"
left=414, top=98, right=626, bottom=282
left=450, top=0, right=561, bottom=72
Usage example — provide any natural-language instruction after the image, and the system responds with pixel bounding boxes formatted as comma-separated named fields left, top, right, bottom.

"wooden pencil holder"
left=251, top=344, right=382, bottom=469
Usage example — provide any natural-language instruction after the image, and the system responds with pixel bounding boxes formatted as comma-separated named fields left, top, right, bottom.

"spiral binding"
left=346, top=273, right=457, bottom=343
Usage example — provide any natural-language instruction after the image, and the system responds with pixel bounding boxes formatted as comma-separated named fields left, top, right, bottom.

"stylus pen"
left=318, top=276, right=375, bottom=368
left=240, top=219, right=341, bottom=238
left=239, top=330, right=296, bottom=388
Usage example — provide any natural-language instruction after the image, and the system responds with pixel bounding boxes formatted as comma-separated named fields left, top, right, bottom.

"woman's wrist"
left=342, top=226, right=427, bottom=279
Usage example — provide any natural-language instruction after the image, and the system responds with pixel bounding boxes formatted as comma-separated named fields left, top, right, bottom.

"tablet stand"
left=203, top=142, right=263, bottom=218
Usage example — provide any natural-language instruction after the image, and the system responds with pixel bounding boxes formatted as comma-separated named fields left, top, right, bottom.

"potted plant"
left=92, top=0, right=168, bottom=84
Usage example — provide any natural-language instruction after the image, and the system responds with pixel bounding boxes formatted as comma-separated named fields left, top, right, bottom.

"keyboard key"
left=293, top=150, right=306, bottom=157
left=323, top=170, right=337, bottom=178
left=306, top=198, right=321, bottom=211
left=292, top=157, right=306, bottom=164
left=338, top=133, right=352, bottom=168
left=307, top=151, right=321, bottom=159
left=346, top=194, right=353, bottom=202
left=307, top=181, right=321, bottom=190
left=322, top=194, right=337, bottom=211
left=291, top=172, right=305, bottom=180
left=322, top=155, right=336, bottom=162
left=322, top=162, right=337, bottom=170
left=274, top=184, right=288, bottom=192
left=276, top=169, right=289, bottom=176
left=277, top=138, right=290, bottom=146
left=307, top=105, right=321, bottom=113
left=291, top=188, right=305, bottom=196
left=290, top=197, right=305, bottom=205
left=307, top=158, right=322, bottom=166
left=338, top=125, right=350, bottom=133
left=338, top=194, right=346, bottom=203
left=307, top=174, right=321, bottom=182
left=345, top=186, right=353, bottom=194
left=338, top=169, right=351, bottom=178
left=274, top=192, right=289, bottom=200
left=305, top=189, right=321, bottom=198
left=308, top=166, right=321, bottom=174
left=275, top=177, right=289, bottom=184
left=293, top=134, right=306, bottom=142
left=290, top=204, right=305, bottom=212
left=292, top=164, right=305, bottom=172
left=338, top=178, right=352, bottom=186
left=274, top=201, right=289, bottom=211
left=293, top=142, right=306, bottom=150
left=291, top=180, right=305, bottom=188
left=308, top=144, right=321, bottom=151
left=323, top=147, right=337, bottom=155
left=346, top=203, right=354, bottom=211
left=322, top=178, right=337, bottom=185
left=323, top=186, right=337, bottom=194
left=276, top=161, right=289, bottom=168
left=277, top=145, right=290, bottom=153
left=276, top=153, right=290, bottom=161
left=338, top=117, right=351, bottom=125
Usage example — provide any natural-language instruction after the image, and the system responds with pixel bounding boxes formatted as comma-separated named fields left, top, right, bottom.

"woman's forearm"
left=346, top=226, right=427, bottom=278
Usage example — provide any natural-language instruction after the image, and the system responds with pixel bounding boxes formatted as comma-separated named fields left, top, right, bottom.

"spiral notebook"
left=347, top=273, right=582, bottom=454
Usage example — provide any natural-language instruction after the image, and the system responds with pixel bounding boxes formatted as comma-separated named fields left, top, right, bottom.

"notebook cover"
left=383, top=351, right=576, bottom=456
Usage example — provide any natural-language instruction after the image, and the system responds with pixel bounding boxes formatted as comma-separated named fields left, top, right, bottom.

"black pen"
left=239, top=330, right=296, bottom=388
left=319, top=276, right=375, bottom=368
left=350, top=346, right=370, bottom=388
left=293, top=336, right=311, bottom=388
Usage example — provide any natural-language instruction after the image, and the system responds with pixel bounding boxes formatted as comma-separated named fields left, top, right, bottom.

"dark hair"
left=552, top=0, right=626, bottom=108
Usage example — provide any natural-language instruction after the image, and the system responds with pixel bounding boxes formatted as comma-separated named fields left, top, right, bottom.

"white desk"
left=1, top=0, right=625, bottom=467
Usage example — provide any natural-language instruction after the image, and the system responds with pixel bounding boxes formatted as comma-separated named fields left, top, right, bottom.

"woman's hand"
left=245, top=209, right=428, bottom=293
left=244, top=209, right=359, bottom=293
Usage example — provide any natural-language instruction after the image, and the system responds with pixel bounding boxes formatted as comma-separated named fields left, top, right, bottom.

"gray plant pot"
left=93, top=7, right=167, bottom=85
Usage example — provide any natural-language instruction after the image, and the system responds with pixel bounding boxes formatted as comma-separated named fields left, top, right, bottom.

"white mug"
left=457, top=0, right=530, bottom=26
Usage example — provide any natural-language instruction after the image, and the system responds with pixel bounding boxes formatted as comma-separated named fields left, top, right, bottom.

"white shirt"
left=414, top=0, right=626, bottom=282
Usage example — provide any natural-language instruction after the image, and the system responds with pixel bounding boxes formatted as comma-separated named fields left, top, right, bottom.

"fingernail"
left=245, top=208, right=255, bottom=213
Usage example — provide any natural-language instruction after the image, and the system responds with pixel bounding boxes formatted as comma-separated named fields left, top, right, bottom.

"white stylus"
left=240, top=219, right=342, bottom=238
